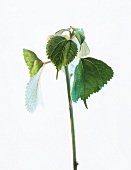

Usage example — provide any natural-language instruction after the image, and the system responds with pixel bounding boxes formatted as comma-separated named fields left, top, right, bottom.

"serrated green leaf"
left=74, top=29, right=85, bottom=45
left=25, top=67, right=43, bottom=113
left=23, top=49, right=43, bottom=77
left=71, top=57, right=114, bottom=108
left=46, top=36, right=78, bottom=78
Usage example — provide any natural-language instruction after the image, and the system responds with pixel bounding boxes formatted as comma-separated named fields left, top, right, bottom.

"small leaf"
left=77, top=41, right=90, bottom=58
left=46, top=36, right=78, bottom=78
left=25, top=67, right=43, bottom=113
left=73, top=28, right=85, bottom=45
left=23, top=49, right=43, bottom=77
left=71, top=57, right=114, bottom=108
left=55, top=29, right=69, bottom=36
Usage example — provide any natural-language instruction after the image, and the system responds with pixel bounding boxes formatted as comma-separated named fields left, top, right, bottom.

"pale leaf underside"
left=25, top=67, right=43, bottom=113
left=77, top=41, right=90, bottom=58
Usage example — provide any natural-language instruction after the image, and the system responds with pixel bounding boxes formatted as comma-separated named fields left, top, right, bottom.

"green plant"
left=23, top=26, right=114, bottom=170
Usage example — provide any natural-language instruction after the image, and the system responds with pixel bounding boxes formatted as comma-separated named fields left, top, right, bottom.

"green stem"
left=64, top=65, right=78, bottom=170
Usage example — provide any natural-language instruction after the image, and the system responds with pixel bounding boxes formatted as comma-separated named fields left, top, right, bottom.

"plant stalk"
left=64, top=65, right=78, bottom=170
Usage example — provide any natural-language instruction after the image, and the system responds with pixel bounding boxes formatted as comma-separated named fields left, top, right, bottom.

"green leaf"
left=23, top=49, right=43, bottom=77
left=46, top=36, right=78, bottom=78
left=71, top=57, right=114, bottom=108
left=25, top=67, right=43, bottom=113
left=73, top=28, right=85, bottom=45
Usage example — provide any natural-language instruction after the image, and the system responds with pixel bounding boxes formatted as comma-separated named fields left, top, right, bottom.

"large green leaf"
left=71, top=57, right=114, bottom=108
left=73, top=28, right=85, bottom=45
left=46, top=36, right=78, bottom=78
left=23, top=49, right=43, bottom=77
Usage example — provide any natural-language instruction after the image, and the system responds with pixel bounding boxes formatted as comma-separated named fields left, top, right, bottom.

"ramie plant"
left=23, top=26, right=114, bottom=170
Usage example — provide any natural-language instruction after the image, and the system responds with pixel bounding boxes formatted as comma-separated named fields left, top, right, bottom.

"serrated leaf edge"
left=23, top=49, right=43, bottom=77
left=71, top=58, right=114, bottom=105
left=25, top=66, right=44, bottom=113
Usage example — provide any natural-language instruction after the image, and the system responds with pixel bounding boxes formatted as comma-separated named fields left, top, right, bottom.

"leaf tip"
left=83, top=100, right=88, bottom=109
left=23, top=48, right=27, bottom=53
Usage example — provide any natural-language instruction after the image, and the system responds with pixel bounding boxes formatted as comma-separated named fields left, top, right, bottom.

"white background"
left=0, top=0, right=131, bottom=169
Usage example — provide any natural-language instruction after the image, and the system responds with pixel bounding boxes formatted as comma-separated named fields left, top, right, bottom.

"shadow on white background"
left=0, top=0, right=131, bottom=169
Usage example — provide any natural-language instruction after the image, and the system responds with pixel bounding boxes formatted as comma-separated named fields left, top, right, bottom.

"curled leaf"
left=55, top=28, right=70, bottom=36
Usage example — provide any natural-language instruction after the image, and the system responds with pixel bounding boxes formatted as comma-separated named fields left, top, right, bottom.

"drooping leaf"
left=55, top=29, right=69, bottom=36
left=46, top=36, right=78, bottom=78
left=25, top=67, right=43, bottom=113
left=73, top=28, right=85, bottom=45
left=71, top=57, right=114, bottom=108
left=77, top=41, right=90, bottom=58
left=23, top=49, right=43, bottom=77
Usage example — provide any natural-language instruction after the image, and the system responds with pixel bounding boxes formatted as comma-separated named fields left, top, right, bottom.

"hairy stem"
left=64, top=65, right=78, bottom=170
